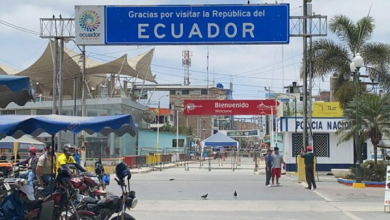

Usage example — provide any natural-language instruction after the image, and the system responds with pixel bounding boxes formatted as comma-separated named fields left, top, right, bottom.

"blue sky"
left=1, top=0, right=389, bottom=100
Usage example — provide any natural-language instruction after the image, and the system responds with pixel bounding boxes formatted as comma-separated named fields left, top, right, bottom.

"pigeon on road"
left=201, top=194, right=208, bottom=199
left=234, top=191, right=237, bottom=197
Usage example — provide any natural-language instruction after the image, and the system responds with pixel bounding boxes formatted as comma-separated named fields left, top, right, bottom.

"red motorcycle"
left=70, top=172, right=103, bottom=198
left=28, top=168, right=97, bottom=220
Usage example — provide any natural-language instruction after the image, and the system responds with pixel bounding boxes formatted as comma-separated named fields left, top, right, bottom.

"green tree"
left=311, top=15, right=390, bottom=108
left=336, top=94, right=390, bottom=171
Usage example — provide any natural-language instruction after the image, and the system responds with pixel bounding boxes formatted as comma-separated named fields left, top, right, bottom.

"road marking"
left=298, top=182, right=364, bottom=220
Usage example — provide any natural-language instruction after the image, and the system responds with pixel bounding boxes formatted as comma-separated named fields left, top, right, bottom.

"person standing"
left=271, top=147, right=285, bottom=186
left=300, top=146, right=317, bottom=190
left=265, top=149, right=273, bottom=186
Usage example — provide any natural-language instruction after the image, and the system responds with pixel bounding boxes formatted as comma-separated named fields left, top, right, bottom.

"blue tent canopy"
left=0, top=114, right=137, bottom=139
left=0, top=75, right=34, bottom=108
left=203, top=132, right=239, bottom=148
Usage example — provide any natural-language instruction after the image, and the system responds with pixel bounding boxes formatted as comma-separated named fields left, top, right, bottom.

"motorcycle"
left=76, top=177, right=137, bottom=220
left=8, top=165, right=27, bottom=178
left=28, top=167, right=97, bottom=220
left=70, top=172, right=103, bottom=198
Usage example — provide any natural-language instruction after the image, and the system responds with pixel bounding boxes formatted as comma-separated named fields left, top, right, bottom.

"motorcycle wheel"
left=78, top=214, right=99, bottom=220
left=111, top=213, right=136, bottom=220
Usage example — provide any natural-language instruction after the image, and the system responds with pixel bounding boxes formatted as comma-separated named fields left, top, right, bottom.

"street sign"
left=75, top=4, right=290, bottom=45
left=226, top=130, right=259, bottom=137
left=184, top=100, right=279, bottom=116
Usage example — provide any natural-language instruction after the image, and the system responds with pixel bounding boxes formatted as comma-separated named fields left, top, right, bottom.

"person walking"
left=300, top=146, right=317, bottom=190
left=265, top=149, right=273, bottom=186
left=271, top=147, right=285, bottom=186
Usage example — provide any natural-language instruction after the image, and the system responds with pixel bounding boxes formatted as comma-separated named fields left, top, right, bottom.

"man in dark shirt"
left=300, top=146, right=317, bottom=190
left=264, top=149, right=273, bottom=186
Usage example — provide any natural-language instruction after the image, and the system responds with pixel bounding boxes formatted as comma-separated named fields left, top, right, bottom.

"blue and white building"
left=280, top=117, right=359, bottom=171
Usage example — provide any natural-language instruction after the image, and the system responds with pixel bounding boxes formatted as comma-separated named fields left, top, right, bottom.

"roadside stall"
left=201, top=132, right=239, bottom=158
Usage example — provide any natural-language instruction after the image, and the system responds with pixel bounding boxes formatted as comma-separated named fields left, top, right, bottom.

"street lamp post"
left=275, top=93, right=297, bottom=171
left=157, top=95, right=169, bottom=153
left=264, top=87, right=275, bottom=148
left=351, top=53, right=364, bottom=183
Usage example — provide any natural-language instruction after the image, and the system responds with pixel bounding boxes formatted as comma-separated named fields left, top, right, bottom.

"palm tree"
left=312, top=15, right=390, bottom=108
left=336, top=94, right=390, bottom=171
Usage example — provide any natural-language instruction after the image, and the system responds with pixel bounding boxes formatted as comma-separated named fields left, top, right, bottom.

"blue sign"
left=104, top=4, right=289, bottom=45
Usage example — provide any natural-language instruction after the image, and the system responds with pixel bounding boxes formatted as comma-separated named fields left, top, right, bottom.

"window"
left=37, top=109, right=51, bottom=115
left=190, top=90, right=201, bottom=95
left=313, top=134, right=330, bottom=157
left=170, top=90, right=176, bottom=95
left=172, top=139, right=185, bottom=147
left=16, top=110, right=30, bottom=115
left=181, top=90, right=189, bottom=95
left=0, top=110, right=15, bottom=115
left=201, top=89, right=208, bottom=95
left=292, top=133, right=329, bottom=157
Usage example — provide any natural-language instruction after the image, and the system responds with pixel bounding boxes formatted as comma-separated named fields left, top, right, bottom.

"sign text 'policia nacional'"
left=75, top=4, right=290, bottom=45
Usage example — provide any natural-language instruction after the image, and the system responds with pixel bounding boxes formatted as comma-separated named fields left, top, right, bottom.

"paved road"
left=106, top=167, right=388, bottom=220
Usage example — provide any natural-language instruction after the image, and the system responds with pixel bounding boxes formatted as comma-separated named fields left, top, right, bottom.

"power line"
left=0, top=20, right=39, bottom=35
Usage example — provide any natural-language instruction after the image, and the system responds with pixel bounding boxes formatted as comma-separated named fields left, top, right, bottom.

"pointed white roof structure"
left=87, top=49, right=156, bottom=83
left=128, top=49, right=156, bottom=83
left=0, top=63, right=19, bottom=75
left=16, top=41, right=156, bottom=96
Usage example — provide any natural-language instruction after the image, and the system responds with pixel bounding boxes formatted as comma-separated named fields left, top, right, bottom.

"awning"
left=202, top=132, right=239, bottom=147
left=0, top=114, right=138, bottom=139
left=0, top=75, right=34, bottom=108
left=0, top=135, right=45, bottom=150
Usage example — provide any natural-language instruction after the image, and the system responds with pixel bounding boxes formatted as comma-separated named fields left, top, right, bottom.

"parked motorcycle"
left=28, top=166, right=97, bottom=220
left=76, top=163, right=137, bottom=220
left=69, top=171, right=103, bottom=198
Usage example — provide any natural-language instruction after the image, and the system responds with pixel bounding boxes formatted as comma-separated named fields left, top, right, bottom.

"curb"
left=337, top=178, right=385, bottom=188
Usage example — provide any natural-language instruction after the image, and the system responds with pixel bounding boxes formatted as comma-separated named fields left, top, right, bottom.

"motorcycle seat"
left=26, top=199, right=43, bottom=210
left=83, top=196, right=99, bottom=204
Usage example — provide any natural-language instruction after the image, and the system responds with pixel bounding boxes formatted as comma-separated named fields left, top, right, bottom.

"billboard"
left=75, top=4, right=290, bottom=45
left=183, top=100, right=279, bottom=116
left=313, top=102, right=343, bottom=117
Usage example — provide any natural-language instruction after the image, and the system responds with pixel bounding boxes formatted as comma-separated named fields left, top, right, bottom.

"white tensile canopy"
left=16, top=41, right=156, bottom=96
left=0, top=63, right=18, bottom=75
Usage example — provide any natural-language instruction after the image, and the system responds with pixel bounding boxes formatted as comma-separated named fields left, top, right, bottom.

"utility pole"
left=58, top=38, right=64, bottom=149
left=302, top=0, right=309, bottom=150
left=52, top=39, right=58, bottom=115
left=81, top=45, right=87, bottom=167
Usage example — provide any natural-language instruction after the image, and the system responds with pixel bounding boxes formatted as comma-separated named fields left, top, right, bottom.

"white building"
left=279, top=117, right=363, bottom=171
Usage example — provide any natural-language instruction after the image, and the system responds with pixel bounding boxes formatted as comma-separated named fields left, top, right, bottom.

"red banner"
left=183, top=100, right=279, bottom=116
